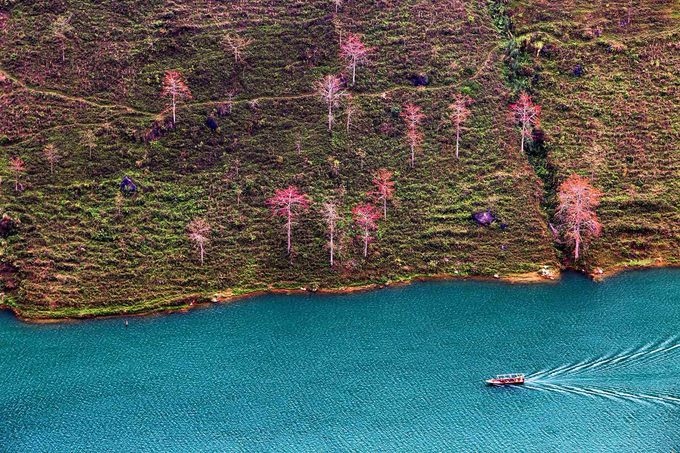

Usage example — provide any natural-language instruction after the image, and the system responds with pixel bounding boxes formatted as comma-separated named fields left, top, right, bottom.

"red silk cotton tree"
left=316, top=74, right=345, bottom=132
left=401, top=102, right=425, bottom=130
left=186, top=218, right=211, bottom=265
left=405, top=128, right=424, bottom=168
left=352, top=203, right=381, bottom=258
left=509, top=91, right=541, bottom=153
left=401, top=103, right=425, bottom=168
left=322, top=200, right=341, bottom=266
left=161, top=70, right=192, bottom=125
left=449, top=94, right=473, bottom=159
left=9, top=156, right=26, bottom=192
left=267, top=186, right=311, bottom=255
left=340, top=33, right=370, bottom=85
left=370, top=168, right=395, bottom=219
left=555, top=174, right=603, bottom=261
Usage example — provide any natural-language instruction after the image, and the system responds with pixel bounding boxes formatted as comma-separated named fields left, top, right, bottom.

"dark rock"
left=500, top=222, right=508, bottom=230
left=409, top=73, right=430, bottom=87
left=205, top=116, right=218, bottom=131
left=472, top=210, right=495, bottom=226
left=120, top=175, right=137, bottom=196
left=0, top=214, right=16, bottom=238
left=572, top=64, right=584, bottom=77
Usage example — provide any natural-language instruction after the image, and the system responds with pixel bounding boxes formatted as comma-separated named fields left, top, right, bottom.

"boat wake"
left=522, top=337, right=680, bottom=406
left=523, top=381, right=680, bottom=407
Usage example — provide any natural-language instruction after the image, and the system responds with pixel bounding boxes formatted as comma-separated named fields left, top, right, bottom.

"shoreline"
left=589, top=257, right=671, bottom=281
left=2, top=261, right=676, bottom=324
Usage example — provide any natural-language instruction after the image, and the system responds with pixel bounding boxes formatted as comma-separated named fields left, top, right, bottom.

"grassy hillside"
left=509, top=0, right=679, bottom=269
left=0, top=0, right=676, bottom=319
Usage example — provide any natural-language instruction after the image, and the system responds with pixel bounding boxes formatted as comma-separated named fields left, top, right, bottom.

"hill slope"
left=0, top=0, right=676, bottom=319
left=511, top=0, right=679, bottom=270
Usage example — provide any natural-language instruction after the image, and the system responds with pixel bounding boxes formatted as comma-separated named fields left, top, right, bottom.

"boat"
left=485, top=373, right=525, bottom=386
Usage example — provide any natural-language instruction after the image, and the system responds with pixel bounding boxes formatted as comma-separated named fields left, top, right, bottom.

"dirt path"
left=2, top=43, right=500, bottom=131
left=187, top=45, right=500, bottom=111
left=0, top=67, right=155, bottom=117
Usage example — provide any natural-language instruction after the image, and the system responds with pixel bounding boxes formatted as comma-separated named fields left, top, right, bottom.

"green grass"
left=0, top=0, right=676, bottom=318
left=511, top=0, right=680, bottom=269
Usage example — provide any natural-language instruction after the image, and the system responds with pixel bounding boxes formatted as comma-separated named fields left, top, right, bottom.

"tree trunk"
left=573, top=225, right=581, bottom=260
left=329, top=230, right=334, bottom=266
left=286, top=211, right=292, bottom=255
left=328, top=103, right=333, bottom=131
left=520, top=124, right=525, bottom=153
left=351, top=60, right=356, bottom=85
left=410, top=143, right=415, bottom=168
left=172, top=93, right=177, bottom=124
left=363, top=228, right=369, bottom=257
left=383, top=198, right=387, bottom=219
left=14, top=176, right=18, bottom=192
left=199, top=243, right=204, bottom=265
left=455, top=126, right=460, bottom=159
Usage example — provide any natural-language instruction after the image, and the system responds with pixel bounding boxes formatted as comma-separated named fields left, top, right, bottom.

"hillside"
left=0, top=0, right=677, bottom=319
left=510, top=0, right=679, bottom=271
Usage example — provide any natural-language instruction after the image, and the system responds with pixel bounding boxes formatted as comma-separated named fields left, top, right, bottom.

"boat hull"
left=485, top=379, right=524, bottom=386
left=485, top=375, right=525, bottom=386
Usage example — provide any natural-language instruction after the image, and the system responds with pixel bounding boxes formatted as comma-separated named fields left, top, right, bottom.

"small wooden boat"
left=485, top=373, right=525, bottom=386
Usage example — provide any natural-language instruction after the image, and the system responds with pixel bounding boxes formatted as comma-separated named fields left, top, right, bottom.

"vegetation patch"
left=0, top=0, right=675, bottom=318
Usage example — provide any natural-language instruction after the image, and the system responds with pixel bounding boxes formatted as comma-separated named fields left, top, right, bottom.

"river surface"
left=1, top=270, right=678, bottom=452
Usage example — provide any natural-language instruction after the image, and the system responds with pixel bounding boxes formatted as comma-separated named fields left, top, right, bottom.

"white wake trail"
left=530, top=337, right=679, bottom=382
left=593, top=339, right=680, bottom=374
left=526, top=381, right=680, bottom=407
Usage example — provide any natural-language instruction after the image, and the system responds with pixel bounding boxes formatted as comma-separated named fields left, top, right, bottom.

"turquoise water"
left=1, top=270, right=678, bottom=452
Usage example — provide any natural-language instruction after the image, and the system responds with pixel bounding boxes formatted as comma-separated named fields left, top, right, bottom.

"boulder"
left=472, top=210, right=495, bottom=226
left=205, top=116, right=218, bottom=131
left=120, top=175, right=137, bottom=196
left=409, top=73, right=430, bottom=86
left=572, top=64, right=584, bottom=77
left=0, top=214, right=16, bottom=238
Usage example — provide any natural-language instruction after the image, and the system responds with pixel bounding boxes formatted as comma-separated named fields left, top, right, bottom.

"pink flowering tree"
left=555, top=174, right=603, bottom=261
left=370, top=168, right=395, bottom=219
left=352, top=203, right=381, bottom=258
left=401, top=102, right=425, bottom=130
left=267, top=186, right=311, bottom=255
left=316, top=74, right=346, bottom=131
left=401, top=103, right=425, bottom=167
left=406, top=128, right=424, bottom=168
left=43, top=144, right=60, bottom=174
left=161, top=70, right=193, bottom=125
left=509, top=91, right=541, bottom=153
left=340, top=33, right=370, bottom=85
left=9, top=156, right=26, bottom=192
left=223, top=34, right=252, bottom=64
left=186, top=218, right=211, bottom=265
left=449, top=94, right=473, bottom=159
left=322, top=200, right=341, bottom=266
